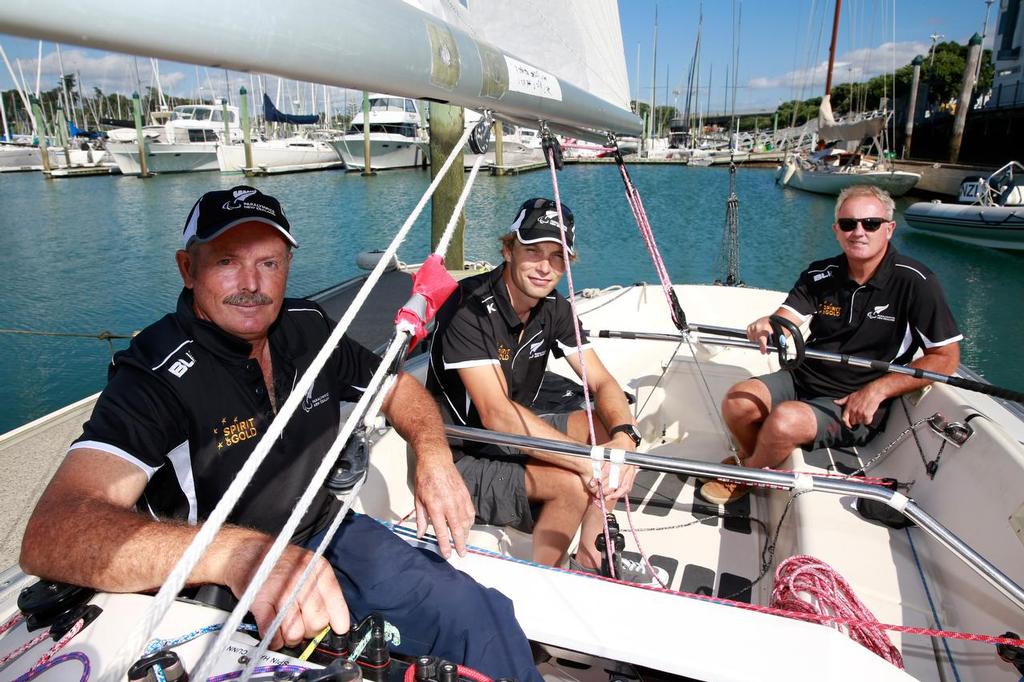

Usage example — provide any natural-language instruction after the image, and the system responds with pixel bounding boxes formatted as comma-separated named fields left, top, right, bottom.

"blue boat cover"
left=263, top=93, right=320, bottom=125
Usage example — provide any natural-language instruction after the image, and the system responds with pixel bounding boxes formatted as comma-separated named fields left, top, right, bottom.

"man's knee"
left=525, top=463, right=587, bottom=504
left=762, top=401, right=818, bottom=444
left=722, top=379, right=771, bottom=425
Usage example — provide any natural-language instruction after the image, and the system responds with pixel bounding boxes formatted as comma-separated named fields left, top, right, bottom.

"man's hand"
left=227, top=542, right=349, bottom=650
left=834, top=385, right=886, bottom=428
left=746, top=316, right=775, bottom=354
left=414, top=455, right=475, bottom=559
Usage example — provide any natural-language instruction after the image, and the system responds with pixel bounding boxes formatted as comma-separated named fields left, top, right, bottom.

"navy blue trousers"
left=306, top=514, right=541, bottom=682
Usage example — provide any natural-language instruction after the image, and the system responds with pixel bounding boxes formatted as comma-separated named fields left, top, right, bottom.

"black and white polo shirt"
left=70, top=289, right=380, bottom=543
left=780, top=246, right=962, bottom=397
left=426, top=265, right=589, bottom=452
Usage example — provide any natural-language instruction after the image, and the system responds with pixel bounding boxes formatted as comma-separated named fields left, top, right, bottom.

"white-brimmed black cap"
left=508, top=198, right=575, bottom=255
left=181, top=185, right=298, bottom=249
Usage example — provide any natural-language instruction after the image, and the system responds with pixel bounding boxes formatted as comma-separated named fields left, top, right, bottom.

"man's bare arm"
left=457, top=364, right=593, bottom=478
left=836, top=342, right=961, bottom=427
left=380, top=372, right=475, bottom=558
left=20, top=449, right=348, bottom=648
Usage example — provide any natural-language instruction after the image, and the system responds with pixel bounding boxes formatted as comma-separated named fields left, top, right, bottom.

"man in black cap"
left=20, top=186, right=542, bottom=682
left=427, top=198, right=665, bottom=585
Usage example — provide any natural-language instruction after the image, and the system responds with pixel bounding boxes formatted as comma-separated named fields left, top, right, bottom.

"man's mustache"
left=223, top=292, right=274, bottom=306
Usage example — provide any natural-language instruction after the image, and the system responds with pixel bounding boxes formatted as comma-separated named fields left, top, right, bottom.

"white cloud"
left=747, top=40, right=930, bottom=92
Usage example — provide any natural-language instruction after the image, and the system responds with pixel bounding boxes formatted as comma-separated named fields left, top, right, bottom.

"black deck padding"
left=718, top=573, right=752, bottom=603
left=690, top=499, right=721, bottom=527
left=622, top=551, right=678, bottom=588
left=310, top=270, right=415, bottom=353
left=723, top=493, right=751, bottom=535
left=681, top=564, right=715, bottom=596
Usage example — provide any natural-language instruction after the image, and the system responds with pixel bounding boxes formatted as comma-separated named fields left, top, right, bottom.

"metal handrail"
left=445, top=424, right=1024, bottom=614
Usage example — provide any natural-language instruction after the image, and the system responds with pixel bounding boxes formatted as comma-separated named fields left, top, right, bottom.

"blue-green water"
left=1, top=164, right=1022, bottom=434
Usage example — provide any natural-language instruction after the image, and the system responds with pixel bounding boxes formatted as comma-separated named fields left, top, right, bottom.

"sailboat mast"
left=648, top=4, right=658, bottom=146
left=824, top=0, right=842, bottom=96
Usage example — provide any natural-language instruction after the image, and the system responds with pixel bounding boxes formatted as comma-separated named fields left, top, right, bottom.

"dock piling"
left=429, top=103, right=464, bottom=268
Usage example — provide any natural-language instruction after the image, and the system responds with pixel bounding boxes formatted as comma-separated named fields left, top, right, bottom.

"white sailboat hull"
left=330, top=135, right=427, bottom=170
left=778, top=156, right=921, bottom=197
left=106, top=141, right=220, bottom=175
left=904, top=201, right=1024, bottom=250
left=0, top=143, right=57, bottom=171
left=216, top=138, right=344, bottom=173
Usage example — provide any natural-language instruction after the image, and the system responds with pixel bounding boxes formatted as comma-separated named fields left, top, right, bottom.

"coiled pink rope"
left=770, top=555, right=904, bottom=668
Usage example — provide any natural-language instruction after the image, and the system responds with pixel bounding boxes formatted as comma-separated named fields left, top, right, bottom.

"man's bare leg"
left=524, top=460, right=589, bottom=566
left=562, top=410, right=613, bottom=570
left=721, top=378, right=774, bottom=459
left=743, top=401, right=819, bottom=470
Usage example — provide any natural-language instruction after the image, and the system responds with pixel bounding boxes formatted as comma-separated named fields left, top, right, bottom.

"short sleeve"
left=439, top=305, right=499, bottom=369
left=781, top=271, right=817, bottom=320
left=910, top=276, right=962, bottom=348
left=551, top=297, right=590, bottom=358
left=71, top=365, right=188, bottom=479
left=334, top=335, right=383, bottom=402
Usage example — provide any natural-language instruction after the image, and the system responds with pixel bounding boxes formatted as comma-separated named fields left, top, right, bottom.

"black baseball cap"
left=508, top=198, right=575, bottom=255
left=181, top=185, right=298, bottom=249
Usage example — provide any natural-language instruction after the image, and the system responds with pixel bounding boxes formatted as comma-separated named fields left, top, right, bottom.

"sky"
left=0, top=0, right=1001, bottom=117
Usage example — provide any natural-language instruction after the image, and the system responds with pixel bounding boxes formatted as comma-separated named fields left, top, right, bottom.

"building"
left=991, top=0, right=1024, bottom=108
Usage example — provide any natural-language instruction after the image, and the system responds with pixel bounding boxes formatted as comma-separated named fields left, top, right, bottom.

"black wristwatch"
left=609, top=424, right=641, bottom=447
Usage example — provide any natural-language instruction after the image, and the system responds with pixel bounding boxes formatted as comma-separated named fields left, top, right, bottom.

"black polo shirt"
left=780, top=246, right=962, bottom=398
left=70, top=289, right=380, bottom=543
left=426, top=264, right=589, bottom=453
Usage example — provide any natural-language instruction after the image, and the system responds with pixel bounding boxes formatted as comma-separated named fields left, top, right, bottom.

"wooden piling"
left=29, top=96, right=51, bottom=174
left=949, top=34, right=982, bottom=164
left=904, top=56, right=923, bottom=158
left=361, top=90, right=374, bottom=176
left=131, top=92, right=151, bottom=178
left=429, top=102, right=464, bottom=268
left=240, top=86, right=253, bottom=171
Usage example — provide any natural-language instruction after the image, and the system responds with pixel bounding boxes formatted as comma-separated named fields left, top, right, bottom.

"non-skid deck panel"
left=611, top=471, right=764, bottom=599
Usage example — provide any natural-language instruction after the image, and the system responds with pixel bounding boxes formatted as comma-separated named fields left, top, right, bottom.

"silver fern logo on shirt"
left=867, top=304, right=895, bottom=322
left=302, top=384, right=331, bottom=413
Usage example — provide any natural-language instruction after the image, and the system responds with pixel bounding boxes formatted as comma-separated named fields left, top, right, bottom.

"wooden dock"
left=46, top=165, right=117, bottom=178
left=895, top=159, right=996, bottom=199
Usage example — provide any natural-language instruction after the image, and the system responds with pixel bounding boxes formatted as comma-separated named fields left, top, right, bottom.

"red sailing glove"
left=394, top=254, right=458, bottom=350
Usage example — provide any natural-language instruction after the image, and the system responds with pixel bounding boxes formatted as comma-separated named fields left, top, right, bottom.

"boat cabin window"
left=192, top=108, right=212, bottom=121
left=188, top=129, right=219, bottom=143
left=369, top=97, right=410, bottom=113
left=346, top=123, right=417, bottom=138
left=172, top=106, right=196, bottom=121
left=404, top=99, right=417, bottom=113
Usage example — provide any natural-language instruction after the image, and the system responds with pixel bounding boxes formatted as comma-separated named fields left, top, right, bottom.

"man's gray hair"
left=834, top=185, right=895, bottom=221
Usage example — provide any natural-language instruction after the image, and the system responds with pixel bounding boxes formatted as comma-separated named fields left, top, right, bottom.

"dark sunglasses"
left=836, top=217, right=890, bottom=232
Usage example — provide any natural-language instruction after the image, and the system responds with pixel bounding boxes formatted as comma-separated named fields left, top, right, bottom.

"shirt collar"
left=175, top=288, right=284, bottom=361
left=838, top=245, right=897, bottom=290
left=486, top=263, right=534, bottom=330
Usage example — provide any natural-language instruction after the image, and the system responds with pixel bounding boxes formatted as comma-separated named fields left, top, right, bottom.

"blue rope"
left=145, top=622, right=260, bottom=682
left=905, top=527, right=962, bottom=682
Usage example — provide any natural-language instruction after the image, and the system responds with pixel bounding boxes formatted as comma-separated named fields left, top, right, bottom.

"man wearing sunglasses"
left=701, top=185, right=962, bottom=505
left=427, top=198, right=667, bottom=585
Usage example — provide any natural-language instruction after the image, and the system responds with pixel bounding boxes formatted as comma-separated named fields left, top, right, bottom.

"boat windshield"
left=171, top=106, right=196, bottom=121
left=369, top=97, right=415, bottom=113
left=346, top=123, right=418, bottom=138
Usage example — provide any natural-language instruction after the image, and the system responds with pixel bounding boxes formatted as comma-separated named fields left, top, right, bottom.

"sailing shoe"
left=696, top=455, right=750, bottom=505
left=568, top=555, right=669, bottom=587
left=697, top=477, right=750, bottom=505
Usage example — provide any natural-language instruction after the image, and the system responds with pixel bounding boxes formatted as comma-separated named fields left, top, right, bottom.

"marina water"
left=1, top=164, right=1021, bottom=434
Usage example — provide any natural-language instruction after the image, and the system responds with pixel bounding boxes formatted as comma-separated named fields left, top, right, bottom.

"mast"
left=824, top=0, right=842, bottom=96
left=648, top=4, right=658, bottom=148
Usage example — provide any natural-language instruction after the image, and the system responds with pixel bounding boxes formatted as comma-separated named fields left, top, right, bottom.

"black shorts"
left=756, top=370, right=889, bottom=451
left=454, top=412, right=571, bottom=533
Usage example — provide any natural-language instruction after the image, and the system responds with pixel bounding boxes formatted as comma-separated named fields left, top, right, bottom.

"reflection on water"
left=0, top=165, right=1021, bottom=432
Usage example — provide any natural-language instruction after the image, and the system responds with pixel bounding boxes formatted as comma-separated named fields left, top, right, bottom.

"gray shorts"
left=756, top=371, right=889, bottom=451
left=454, top=412, right=572, bottom=533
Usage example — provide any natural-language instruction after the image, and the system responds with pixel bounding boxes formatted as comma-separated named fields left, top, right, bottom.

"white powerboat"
left=330, top=95, right=428, bottom=171
left=216, top=135, right=344, bottom=174
left=904, top=161, right=1024, bottom=250
left=106, top=104, right=242, bottom=175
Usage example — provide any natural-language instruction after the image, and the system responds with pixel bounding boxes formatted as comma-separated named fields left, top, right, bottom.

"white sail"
left=405, top=0, right=632, bottom=113
left=817, top=94, right=884, bottom=142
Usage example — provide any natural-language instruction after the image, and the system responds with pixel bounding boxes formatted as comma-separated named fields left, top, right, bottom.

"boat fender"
left=996, top=632, right=1024, bottom=675
left=16, top=580, right=95, bottom=631
left=355, top=250, right=399, bottom=272
left=128, top=650, right=187, bottom=682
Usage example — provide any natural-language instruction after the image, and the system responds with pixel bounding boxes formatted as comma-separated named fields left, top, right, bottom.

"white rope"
left=435, top=154, right=484, bottom=257
left=240, top=474, right=367, bottom=680
left=192, top=336, right=406, bottom=682
left=105, top=124, right=474, bottom=682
